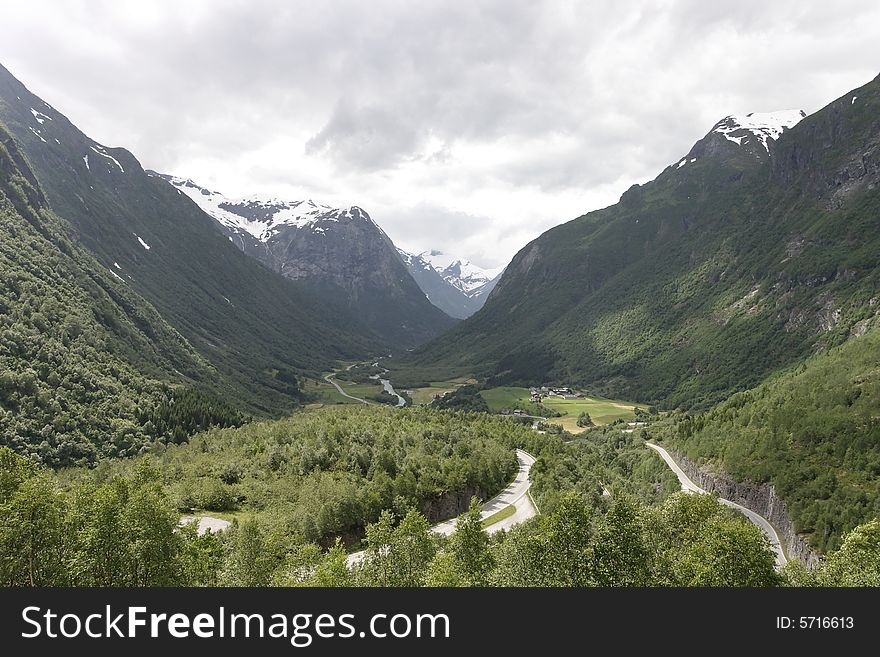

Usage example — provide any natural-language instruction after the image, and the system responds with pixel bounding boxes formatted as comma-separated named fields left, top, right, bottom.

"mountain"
left=0, top=63, right=380, bottom=416
left=406, top=74, right=880, bottom=410
left=0, top=118, right=230, bottom=465
left=163, top=176, right=457, bottom=347
left=398, top=249, right=504, bottom=319
left=666, top=320, right=880, bottom=553
left=418, top=250, right=504, bottom=300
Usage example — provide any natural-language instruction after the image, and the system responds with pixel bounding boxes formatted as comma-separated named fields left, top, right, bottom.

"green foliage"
left=812, top=520, right=880, bottom=587
left=492, top=492, right=781, bottom=587
left=0, top=66, right=382, bottom=422
left=406, top=75, right=880, bottom=412
left=221, top=519, right=274, bottom=586
left=576, top=411, right=594, bottom=427
left=0, top=123, right=227, bottom=465
left=430, top=384, right=489, bottom=412
left=589, top=498, right=652, bottom=586
left=73, top=406, right=521, bottom=549
left=146, top=387, right=247, bottom=444
left=663, top=326, right=880, bottom=551
left=0, top=447, right=200, bottom=586
left=447, top=498, right=495, bottom=586
left=355, top=509, right=436, bottom=586
left=520, top=425, right=680, bottom=513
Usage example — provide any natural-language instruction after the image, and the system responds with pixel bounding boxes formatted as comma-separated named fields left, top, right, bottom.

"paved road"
left=346, top=449, right=537, bottom=567
left=324, top=373, right=372, bottom=404
left=646, top=442, right=788, bottom=568
left=179, top=515, right=231, bottom=536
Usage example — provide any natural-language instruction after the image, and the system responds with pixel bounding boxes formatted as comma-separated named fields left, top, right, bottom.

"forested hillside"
left=659, top=324, right=880, bottom=552
left=0, top=120, right=240, bottom=466
left=4, top=412, right=877, bottom=586
left=406, top=74, right=880, bottom=411
left=0, top=63, right=380, bottom=417
left=70, top=406, right=521, bottom=547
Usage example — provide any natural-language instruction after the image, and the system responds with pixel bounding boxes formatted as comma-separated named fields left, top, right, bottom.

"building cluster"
left=529, top=386, right=581, bottom=401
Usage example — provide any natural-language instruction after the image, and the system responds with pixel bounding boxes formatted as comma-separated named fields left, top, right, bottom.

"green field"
left=408, top=377, right=475, bottom=405
left=480, top=386, right=637, bottom=432
left=303, top=378, right=383, bottom=405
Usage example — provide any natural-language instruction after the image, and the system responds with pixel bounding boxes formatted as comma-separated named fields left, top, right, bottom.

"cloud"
left=305, top=100, right=426, bottom=171
left=1, top=0, right=879, bottom=268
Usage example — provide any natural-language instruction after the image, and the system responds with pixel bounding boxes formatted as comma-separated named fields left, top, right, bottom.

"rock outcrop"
left=671, top=450, right=821, bottom=568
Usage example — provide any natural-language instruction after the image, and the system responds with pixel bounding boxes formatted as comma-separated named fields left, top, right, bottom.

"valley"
left=1, top=56, right=879, bottom=590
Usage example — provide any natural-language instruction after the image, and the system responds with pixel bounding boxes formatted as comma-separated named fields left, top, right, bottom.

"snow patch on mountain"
left=90, top=145, right=125, bottom=173
left=29, top=108, right=51, bottom=124
left=29, top=126, right=46, bottom=143
left=133, top=234, right=151, bottom=250
left=418, top=250, right=503, bottom=295
left=167, top=176, right=375, bottom=242
left=712, top=110, right=807, bottom=152
left=399, top=249, right=503, bottom=297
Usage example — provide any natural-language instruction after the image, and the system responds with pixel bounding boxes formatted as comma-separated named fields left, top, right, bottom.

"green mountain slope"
left=0, top=63, right=380, bottom=416
left=0, top=120, right=219, bottom=465
left=406, top=74, right=880, bottom=410
left=662, top=323, right=880, bottom=552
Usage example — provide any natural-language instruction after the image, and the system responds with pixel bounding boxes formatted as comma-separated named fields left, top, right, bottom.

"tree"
left=814, top=519, right=880, bottom=586
left=425, top=551, right=467, bottom=587
left=221, top=519, right=273, bottom=586
left=0, top=475, right=67, bottom=586
left=71, top=479, right=131, bottom=586
left=589, top=498, right=651, bottom=586
left=179, top=524, right=225, bottom=587
left=447, top=498, right=494, bottom=586
left=671, top=517, right=780, bottom=587
left=490, top=522, right=549, bottom=586
left=576, top=412, right=594, bottom=428
left=309, top=540, right=354, bottom=587
left=541, top=492, right=593, bottom=585
left=356, top=509, right=435, bottom=586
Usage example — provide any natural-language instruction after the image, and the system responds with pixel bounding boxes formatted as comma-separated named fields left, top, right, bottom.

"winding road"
left=346, top=449, right=537, bottom=567
left=324, top=373, right=372, bottom=404
left=646, top=442, right=788, bottom=568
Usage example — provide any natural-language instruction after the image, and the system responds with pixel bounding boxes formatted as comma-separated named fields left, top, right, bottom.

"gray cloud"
left=1, top=0, right=879, bottom=268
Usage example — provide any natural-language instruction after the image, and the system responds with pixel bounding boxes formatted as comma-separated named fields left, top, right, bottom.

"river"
left=370, top=372, right=406, bottom=407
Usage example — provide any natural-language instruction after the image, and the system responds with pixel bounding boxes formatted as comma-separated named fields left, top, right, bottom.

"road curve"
left=646, top=442, right=788, bottom=569
left=324, top=373, right=372, bottom=404
left=346, top=449, right=537, bottom=567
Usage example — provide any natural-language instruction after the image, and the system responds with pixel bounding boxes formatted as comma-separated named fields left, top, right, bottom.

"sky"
left=1, top=1, right=879, bottom=269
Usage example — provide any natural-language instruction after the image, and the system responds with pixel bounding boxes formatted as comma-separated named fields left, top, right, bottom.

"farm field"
left=480, top=386, right=638, bottom=432
left=408, top=377, right=475, bottom=405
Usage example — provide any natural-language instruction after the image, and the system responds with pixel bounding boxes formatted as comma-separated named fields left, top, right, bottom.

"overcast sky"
left=2, top=1, right=879, bottom=268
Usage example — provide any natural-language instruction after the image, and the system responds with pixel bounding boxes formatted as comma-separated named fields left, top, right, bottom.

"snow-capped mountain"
left=162, top=175, right=456, bottom=347
left=710, top=110, right=807, bottom=152
left=668, top=108, right=808, bottom=174
left=397, top=249, right=504, bottom=319
left=417, top=250, right=504, bottom=296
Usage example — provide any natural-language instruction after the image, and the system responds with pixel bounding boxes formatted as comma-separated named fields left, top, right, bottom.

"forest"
left=4, top=436, right=878, bottom=587
left=659, top=325, right=880, bottom=552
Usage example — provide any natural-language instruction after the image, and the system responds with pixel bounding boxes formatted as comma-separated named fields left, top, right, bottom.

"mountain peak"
left=162, top=175, right=377, bottom=242
left=711, top=109, right=807, bottom=152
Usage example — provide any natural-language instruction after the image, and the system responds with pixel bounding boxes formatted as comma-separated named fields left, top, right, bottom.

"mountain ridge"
left=163, top=174, right=457, bottom=347
left=0, top=62, right=381, bottom=415
left=404, top=75, right=880, bottom=410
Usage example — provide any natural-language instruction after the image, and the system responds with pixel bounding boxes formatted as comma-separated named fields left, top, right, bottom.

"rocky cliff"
left=670, top=449, right=821, bottom=568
